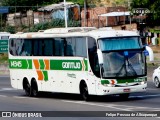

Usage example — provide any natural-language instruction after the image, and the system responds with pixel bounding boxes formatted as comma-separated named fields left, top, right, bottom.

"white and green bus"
left=8, top=27, right=153, bottom=100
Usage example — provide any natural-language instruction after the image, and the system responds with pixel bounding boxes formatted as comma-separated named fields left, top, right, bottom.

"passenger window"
left=44, top=39, right=54, bottom=56
left=54, top=38, right=64, bottom=56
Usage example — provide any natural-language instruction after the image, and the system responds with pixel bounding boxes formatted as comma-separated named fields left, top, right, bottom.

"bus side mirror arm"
left=97, top=49, right=104, bottom=79
left=145, top=46, right=154, bottom=62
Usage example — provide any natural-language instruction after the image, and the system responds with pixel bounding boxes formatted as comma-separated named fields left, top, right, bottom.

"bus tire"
left=119, top=93, right=130, bottom=100
left=23, top=78, right=31, bottom=96
left=80, top=81, right=90, bottom=101
left=31, top=79, right=39, bottom=97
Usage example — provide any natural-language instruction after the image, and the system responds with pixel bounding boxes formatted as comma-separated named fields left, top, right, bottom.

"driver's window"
left=93, top=54, right=100, bottom=77
left=88, top=37, right=100, bottom=78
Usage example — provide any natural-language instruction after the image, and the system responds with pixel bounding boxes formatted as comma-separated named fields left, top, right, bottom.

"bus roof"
left=9, top=27, right=139, bottom=40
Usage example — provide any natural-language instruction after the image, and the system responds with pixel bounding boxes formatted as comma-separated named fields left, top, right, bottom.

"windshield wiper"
left=116, top=58, right=137, bottom=77
left=116, top=63, right=126, bottom=77
left=126, top=58, right=137, bottom=76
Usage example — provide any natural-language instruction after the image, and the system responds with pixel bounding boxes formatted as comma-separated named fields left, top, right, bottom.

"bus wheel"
left=119, top=93, right=129, bottom=100
left=80, top=82, right=90, bottom=101
left=23, top=80, right=31, bottom=96
left=31, top=80, right=39, bottom=97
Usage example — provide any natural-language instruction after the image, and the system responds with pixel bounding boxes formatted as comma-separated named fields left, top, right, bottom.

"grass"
left=0, top=53, right=8, bottom=64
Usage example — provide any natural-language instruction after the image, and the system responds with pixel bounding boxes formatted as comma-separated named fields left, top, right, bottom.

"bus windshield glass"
left=100, top=51, right=146, bottom=78
left=98, top=37, right=146, bottom=78
left=98, top=37, right=142, bottom=51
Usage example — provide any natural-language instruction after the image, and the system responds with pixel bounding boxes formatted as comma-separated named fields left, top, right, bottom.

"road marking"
left=1, top=88, right=16, bottom=90
left=0, top=94, right=38, bottom=99
left=0, top=76, right=9, bottom=77
left=61, top=100, right=160, bottom=111
left=0, top=88, right=17, bottom=91
left=0, top=95, right=7, bottom=97
left=12, top=96, right=38, bottom=99
left=61, top=100, right=132, bottom=111
left=130, top=94, right=160, bottom=98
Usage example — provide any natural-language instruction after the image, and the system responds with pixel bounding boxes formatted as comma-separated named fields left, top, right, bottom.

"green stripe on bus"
left=101, top=80, right=110, bottom=84
left=84, top=60, right=88, bottom=71
left=117, top=77, right=147, bottom=84
left=101, top=77, right=147, bottom=85
left=39, top=59, right=45, bottom=70
left=43, top=71, right=48, bottom=81
left=9, top=59, right=32, bottom=69
left=27, top=60, right=32, bottom=69
left=9, top=59, right=88, bottom=71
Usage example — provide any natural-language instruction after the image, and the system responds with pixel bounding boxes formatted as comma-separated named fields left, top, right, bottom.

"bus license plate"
left=123, top=88, right=130, bottom=92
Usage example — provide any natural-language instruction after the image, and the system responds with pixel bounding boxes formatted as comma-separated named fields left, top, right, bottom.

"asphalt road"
left=0, top=66, right=160, bottom=120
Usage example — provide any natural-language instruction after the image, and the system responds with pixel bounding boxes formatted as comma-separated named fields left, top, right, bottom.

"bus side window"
left=54, top=38, right=64, bottom=56
left=64, top=37, right=87, bottom=57
left=75, top=37, right=87, bottom=57
left=33, top=39, right=39, bottom=56
left=9, top=39, right=15, bottom=55
left=65, top=38, right=74, bottom=56
left=44, top=39, right=54, bottom=56
left=32, top=39, right=43, bottom=56
left=20, top=39, right=32, bottom=56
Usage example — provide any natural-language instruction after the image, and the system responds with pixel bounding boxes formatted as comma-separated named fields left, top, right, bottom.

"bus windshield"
left=98, top=37, right=146, bottom=78
left=100, top=51, right=146, bottom=78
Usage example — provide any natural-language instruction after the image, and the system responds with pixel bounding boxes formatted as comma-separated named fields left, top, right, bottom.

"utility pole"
left=84, top=0, right=86, bottom=27
left=64, top=0, right=68, bottom=28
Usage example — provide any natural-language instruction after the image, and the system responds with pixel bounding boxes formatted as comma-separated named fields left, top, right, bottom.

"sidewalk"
left=0, top=64, right=9, bottom=75
left=150, top=46, right=160, bottom=64
left=150, top=45, right=160, bottom=53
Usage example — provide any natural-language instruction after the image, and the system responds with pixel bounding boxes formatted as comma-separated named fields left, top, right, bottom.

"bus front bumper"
left=96, top=83, right=147, bottom=95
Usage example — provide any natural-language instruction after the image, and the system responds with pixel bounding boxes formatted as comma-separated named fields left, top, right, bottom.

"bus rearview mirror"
left=97, top=49, right=104, bottom=65
left=145, top=46, right=154, bottom=62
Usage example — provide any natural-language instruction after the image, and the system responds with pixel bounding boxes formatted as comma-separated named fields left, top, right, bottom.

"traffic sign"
left=0, top=7, right=9, bottom=13
left=0, top=40, right=8, bottom=46
left=131, top=8, right=151, bottom=14
left=0, top=46, right=8, bottom=53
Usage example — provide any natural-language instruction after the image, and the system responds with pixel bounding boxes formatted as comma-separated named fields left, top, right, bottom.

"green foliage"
left=5, top=26, right=16, bottom=34
left=29, top=19, right=80, bottom=32
left=1, top=0, right=62, bottom=12
left=67, top=0, right=84, bottom=5
left=114, top=0, right=128, bottom=6
left=0, top=53, right=8, bottom=64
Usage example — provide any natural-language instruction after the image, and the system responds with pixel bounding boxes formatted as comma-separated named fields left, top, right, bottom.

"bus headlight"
left=140, top=81, right=145, bottom=85
left=139, top=81, right=146, bottom=85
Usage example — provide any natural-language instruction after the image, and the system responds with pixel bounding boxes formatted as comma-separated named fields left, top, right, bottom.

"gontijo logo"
left=62, top=62, right=81, bottom=69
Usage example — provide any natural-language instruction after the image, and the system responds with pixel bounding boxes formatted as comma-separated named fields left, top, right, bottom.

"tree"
left=114, top=0, right=128, bottom=7
left=67, top=0, right=84, bottom=5
left=1, top=0, right=63, bottom=12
